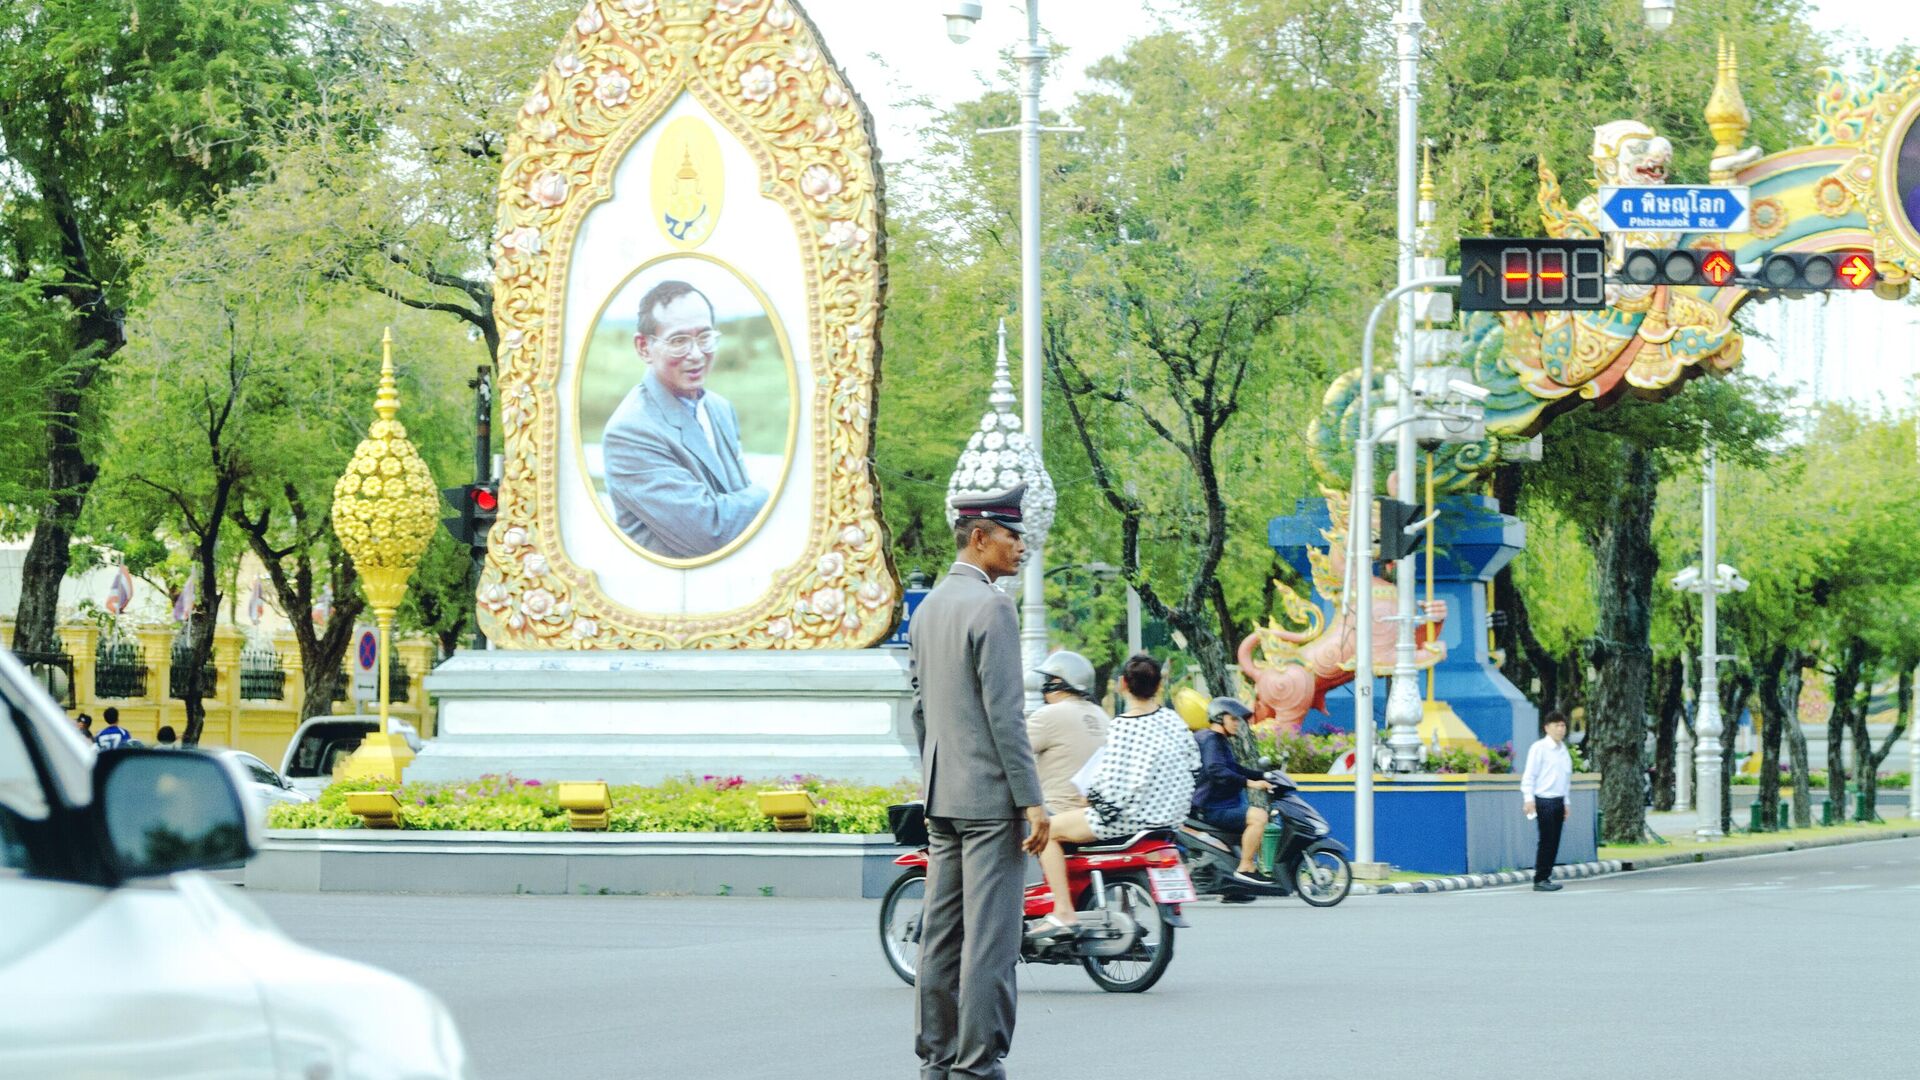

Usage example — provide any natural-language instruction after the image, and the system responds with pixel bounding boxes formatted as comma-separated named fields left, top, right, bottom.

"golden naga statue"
left=1505, top=119, right=1747, bottom=405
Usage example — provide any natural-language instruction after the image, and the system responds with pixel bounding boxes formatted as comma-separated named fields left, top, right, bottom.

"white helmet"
left=1034, top=650, right=1096, bottom=698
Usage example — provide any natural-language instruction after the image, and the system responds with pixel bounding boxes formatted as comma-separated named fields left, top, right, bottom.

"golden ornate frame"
left=480, top=0, right=894, bottom=649
left=568, top=251, right=802, bottom=570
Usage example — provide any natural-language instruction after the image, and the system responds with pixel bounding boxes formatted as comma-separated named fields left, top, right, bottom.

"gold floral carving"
left=481, top=0, right=894, bottom=650
left=1835, top=69, right=1920, bottom=285
left=1813, top=176, right=1854, bottom=218
left=1747, top=196, right=1787, bottom=238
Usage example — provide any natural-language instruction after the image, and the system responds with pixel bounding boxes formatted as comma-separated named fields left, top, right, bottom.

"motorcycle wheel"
left=1079, top=873, right=1175, bottom=993
left=878, top=869, right=927, bottom=986
left=1294, top=847, right=1352, bottom=907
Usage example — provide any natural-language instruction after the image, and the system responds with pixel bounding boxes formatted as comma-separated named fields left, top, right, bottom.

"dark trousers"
left=916, top=815, right=1025, bottom=1080
left=1533, top=796, right=1566, bottom=883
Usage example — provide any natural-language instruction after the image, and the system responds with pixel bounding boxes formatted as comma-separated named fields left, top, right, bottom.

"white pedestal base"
left=412, top=650, right=917, bottom=785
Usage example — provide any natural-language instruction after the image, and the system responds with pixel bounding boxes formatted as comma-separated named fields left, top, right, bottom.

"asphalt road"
left=250, top=837, right=1920, bottom=1080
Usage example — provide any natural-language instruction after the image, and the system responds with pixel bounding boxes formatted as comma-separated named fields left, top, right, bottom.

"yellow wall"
left=10, top=620, right=438, bottom=766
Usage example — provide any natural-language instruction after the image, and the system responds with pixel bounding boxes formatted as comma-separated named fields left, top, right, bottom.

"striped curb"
left=1356, top=859, right=1624, bottom=895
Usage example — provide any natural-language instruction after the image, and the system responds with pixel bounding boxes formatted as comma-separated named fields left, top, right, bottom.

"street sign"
left=1597, top=185, right=1750, bottom=233
left=353, top=627, right=378, bottom=702
left=1458, top=238, right=1607, bottom=312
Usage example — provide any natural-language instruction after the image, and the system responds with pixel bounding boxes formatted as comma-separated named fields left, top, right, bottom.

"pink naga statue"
left=1237, top=490, right=1447, bottom=732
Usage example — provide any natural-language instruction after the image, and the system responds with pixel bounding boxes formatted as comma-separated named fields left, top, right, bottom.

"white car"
left=204, top=747, right=314, bottom=812
left=0, top=649, right=470, bottom=1079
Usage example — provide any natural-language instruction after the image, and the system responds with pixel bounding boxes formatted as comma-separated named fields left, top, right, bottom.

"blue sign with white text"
left=885, top=587, right=932, bottom=648
left=1597, top=185, right=1750, bottom=233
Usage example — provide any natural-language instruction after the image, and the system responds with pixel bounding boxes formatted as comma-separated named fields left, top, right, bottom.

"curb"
left=1357, top=860, right=1623, bottom=896
left=1615, top=823, right=1920, bottom=871
left=1354, top=822, right=1920, bottom=895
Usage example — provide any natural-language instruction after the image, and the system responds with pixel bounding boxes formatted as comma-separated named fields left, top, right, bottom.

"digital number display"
left=1459, top=238, right=1609, bottom=312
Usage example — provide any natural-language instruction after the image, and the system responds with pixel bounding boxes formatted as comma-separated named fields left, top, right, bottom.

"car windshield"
left=239, top=756, right=280, bottom=787
left=0, top=685, right=49, bottom=823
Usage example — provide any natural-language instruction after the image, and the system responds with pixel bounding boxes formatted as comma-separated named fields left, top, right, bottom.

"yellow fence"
left=7, top=620, right=438, bottom=766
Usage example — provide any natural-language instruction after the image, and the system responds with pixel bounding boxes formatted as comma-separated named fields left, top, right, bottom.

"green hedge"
left=266, top=773, right=917, bottom=832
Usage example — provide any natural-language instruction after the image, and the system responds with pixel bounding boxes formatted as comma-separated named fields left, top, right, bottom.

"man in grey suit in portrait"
left=909, top=483, right=1049, bottom=1080
left=601, top=280, right=769, bottom=558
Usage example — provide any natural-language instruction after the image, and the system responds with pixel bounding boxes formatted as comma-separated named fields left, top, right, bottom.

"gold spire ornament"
left=1706, top=36, right=1754, bottom=181
left=331, top=328, right=440, bottom=785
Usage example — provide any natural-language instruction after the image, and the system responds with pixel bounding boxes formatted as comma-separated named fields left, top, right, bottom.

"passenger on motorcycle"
left=1029, top=653, right=1198, bottom=939
left=1193, top=697, right=1275, bottom=887
left=1026, top=650, right=1109, bottom=814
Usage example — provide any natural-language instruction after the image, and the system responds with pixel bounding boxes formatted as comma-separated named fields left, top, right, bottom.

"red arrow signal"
left=1837, top=252, right=1876, bottom=288
left=1701, top=250, right=1735, bottom=286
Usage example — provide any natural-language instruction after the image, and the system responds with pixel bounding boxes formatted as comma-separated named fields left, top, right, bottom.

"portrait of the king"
left=577, top=257, right=793, bottom=563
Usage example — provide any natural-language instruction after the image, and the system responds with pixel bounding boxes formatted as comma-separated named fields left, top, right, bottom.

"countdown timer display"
left=1458, top=238, right=1608, bottom=312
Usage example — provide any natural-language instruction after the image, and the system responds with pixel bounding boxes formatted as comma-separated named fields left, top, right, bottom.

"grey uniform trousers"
left=916, top=815, right=1025, bottom=1080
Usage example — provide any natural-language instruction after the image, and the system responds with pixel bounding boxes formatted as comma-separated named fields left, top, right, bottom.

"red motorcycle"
left=877, top=809, right=1195, bottom=994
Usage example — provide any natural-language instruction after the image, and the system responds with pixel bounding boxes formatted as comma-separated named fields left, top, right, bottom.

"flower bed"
left=266, top=773, right=917, bottom=832
left=1251, top=729, right=1529, bottom=774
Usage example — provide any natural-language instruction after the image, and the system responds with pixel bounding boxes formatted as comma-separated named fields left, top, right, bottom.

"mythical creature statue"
left=1506, top=119, right=1748, bottom=406
left=1237, top=490, right=1447, bottom=732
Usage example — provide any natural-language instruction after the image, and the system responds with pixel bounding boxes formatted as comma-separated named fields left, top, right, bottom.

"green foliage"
left=268, top=773, right=919, bottom=833
left=1250, top=729, right=1356, bottom=775
left=1510, top=500, right=1597, bottom=659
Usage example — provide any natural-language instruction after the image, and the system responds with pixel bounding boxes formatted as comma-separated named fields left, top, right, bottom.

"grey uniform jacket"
left=909, top=563, right=1045, bottom=820
left=601, top=370, right=768, bottom=559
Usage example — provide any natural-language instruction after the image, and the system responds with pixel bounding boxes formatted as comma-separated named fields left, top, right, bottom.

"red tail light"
left=1142, top=847, right=1180, bottom=868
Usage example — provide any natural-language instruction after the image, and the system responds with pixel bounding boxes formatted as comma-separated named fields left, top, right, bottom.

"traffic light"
left=1756, top=251, right=1877, bottom=291
left=1374, top=497, right=1424, bottom=563
left=1619, top=247, right=1878, bottom=291
left=441, top=483, right=499, bottom=549
left=1617, top=247, right=1737, bottom=287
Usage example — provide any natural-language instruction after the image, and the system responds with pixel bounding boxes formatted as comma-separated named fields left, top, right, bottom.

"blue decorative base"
left=1267, top=495, right=1539, bottom=760
left=1294, top=775, right=1598, bottom=875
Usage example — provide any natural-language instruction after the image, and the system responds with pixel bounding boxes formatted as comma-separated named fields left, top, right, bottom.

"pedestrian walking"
left=1522, top=711, right=1574, bottom=892
left=74, top=712, right=94, bottom=740
left=909, top=483, right=1048, bottom=1080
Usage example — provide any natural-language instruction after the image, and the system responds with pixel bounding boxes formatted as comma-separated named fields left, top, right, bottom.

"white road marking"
left=1815, top=884, right=1871, bottom=891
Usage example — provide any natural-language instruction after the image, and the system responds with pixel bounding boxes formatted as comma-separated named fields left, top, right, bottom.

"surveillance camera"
left=1446, top=378, right=1491, bottom=403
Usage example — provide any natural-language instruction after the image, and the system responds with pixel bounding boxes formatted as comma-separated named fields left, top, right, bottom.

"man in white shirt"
left=1521, top=711, right=1574, bottom=892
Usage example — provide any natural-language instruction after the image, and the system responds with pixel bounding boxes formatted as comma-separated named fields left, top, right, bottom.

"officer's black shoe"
left=1533, top=880, right=1563, bottom=892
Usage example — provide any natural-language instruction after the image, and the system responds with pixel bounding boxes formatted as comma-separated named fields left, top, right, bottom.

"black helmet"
left=1207, top=697, right=1252, bottom=724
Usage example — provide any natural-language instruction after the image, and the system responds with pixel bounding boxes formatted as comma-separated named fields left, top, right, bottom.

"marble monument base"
left=411, top=650, right=917, bottom=786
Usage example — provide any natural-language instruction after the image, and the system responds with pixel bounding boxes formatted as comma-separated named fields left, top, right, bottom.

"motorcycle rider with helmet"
left=1193, top=697, right=1274, bottom=886
left=1026, top=651, right=1110, bottom=814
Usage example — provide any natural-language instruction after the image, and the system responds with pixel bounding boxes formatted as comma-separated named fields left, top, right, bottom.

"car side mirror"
left=94, top=749, right=258, bottom=882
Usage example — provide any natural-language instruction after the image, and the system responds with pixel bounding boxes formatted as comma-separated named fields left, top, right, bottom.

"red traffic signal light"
left=473, top=487, right=498, bottom=512
left=1837, top=252, right=1876, bottom=289
left=1700, top=250, right=1735, bottom=286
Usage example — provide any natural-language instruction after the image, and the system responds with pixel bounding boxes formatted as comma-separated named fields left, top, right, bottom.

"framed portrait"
left=479, top=0, right=896, bottom=650
left=573, top=254, right=798, bottom=566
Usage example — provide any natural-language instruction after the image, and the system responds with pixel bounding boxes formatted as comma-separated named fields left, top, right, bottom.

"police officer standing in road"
left=909, top=483, right=1048, bottom=1080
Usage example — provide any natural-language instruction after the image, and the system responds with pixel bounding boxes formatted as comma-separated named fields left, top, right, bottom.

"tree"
left=0, top=0, right=336, bottom=653
left=93, top=190, right=478, bottom=737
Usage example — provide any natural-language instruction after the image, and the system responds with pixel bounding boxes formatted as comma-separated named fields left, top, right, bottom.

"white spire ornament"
left=945, top=320, right=1056, bottom=587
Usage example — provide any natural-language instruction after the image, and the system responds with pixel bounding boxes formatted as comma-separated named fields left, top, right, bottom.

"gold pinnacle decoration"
left=1479, top=180, right=1496, bottom=236
left=331, top=328, right=439, bottom=785
left=661, top=0, right=714, bottom=57
left=1418, top=144, right=1437, bottom=208
left=1706, top=36, right=1752, bottom=181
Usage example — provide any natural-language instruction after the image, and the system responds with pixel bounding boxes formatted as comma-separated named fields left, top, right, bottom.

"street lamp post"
left=1349, top=273, right=1463, bottom=866
left=943, top=1, right=1079, bottom=708
left=1384, top=0, right=1429, bottom=774
left=1694, top=445, right=1724, bottom=840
